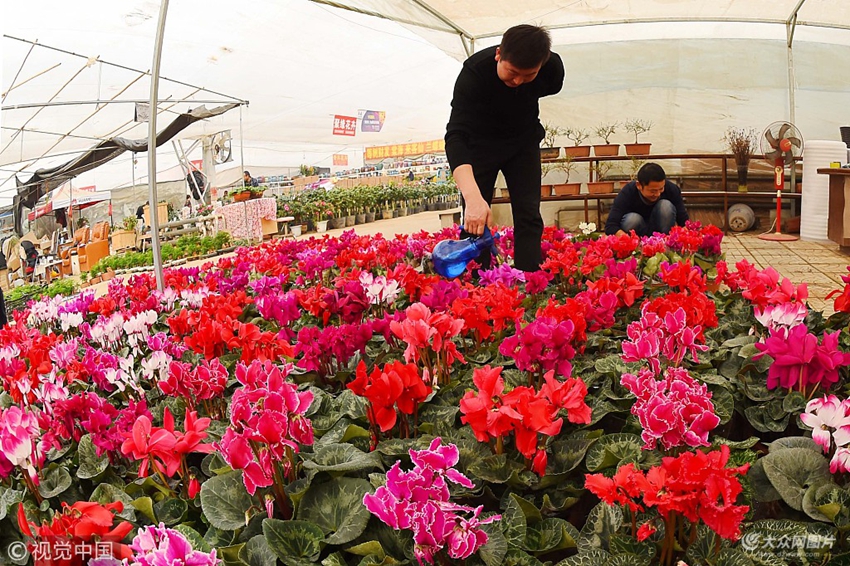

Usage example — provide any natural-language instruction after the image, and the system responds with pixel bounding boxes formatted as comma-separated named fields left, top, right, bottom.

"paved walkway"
left=87, top=208, right=850, bottom=315
left=723, top=233, right=849, bottom=315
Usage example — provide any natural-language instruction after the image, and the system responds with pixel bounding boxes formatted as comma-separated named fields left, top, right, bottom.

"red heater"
left=758, top=121, right=802, bottom=241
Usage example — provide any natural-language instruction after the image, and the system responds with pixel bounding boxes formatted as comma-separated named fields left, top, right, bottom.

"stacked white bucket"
left=801, top=140, right=848, bottom=241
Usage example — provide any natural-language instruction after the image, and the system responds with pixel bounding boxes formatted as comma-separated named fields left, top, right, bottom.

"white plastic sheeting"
left=2, top=0, right=460, bottom=204
left=5, top=0, right=850, bottom=207
left=801, top=140, right=848, bottom=241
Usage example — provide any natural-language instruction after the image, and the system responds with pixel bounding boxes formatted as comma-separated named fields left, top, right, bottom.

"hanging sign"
left=333, top=154, right=349, bottom=166
left=358, top=110, right=386, bottom=132
left=333, top=115, right=357, bottom=136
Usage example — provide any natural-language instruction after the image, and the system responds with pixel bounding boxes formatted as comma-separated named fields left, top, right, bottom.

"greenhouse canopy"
left=4, top=0, right=850, bottom=206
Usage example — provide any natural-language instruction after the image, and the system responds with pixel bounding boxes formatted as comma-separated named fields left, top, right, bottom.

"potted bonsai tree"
left=587, top=160, right=615, bottom=194
left=624, top=119, right=653, bottom=155
left=723, top=126, right=758, bottom=193
left=593, top=122, right=620, bottom=156
left=564, top=127, right=591, bottom=158
left=540, top=122, right=565, bottom=160
left=551, top=155, right=581, bottom=196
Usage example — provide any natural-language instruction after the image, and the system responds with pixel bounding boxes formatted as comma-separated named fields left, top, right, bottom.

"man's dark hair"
left=637, top=163, right=666, bottom=186
left=243, top=170, right=251, bottom=176
left=499, top=25, right=552, bottom=69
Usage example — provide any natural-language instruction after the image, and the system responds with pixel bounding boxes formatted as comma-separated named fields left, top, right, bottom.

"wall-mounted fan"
left=758, top=121, right=803, bottom=241
left=212, top=130, right=232, bottom=164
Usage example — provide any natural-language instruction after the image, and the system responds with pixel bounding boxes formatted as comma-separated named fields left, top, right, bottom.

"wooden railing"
left=542, top=152, right=800, bottom=190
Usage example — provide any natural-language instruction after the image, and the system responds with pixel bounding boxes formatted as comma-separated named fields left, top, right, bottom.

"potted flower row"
left=275, top=183, right=460, bottom=234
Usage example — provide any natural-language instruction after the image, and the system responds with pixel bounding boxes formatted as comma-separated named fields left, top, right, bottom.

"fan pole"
left=758, top=158, right=798, bottom=242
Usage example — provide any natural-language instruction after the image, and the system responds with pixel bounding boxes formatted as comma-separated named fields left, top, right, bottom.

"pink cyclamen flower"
left=755, top=302, right=808, bottom=334
left=0, top=405, right=41, bottom=482
left=128, top=523, right=218, bottom=566
left=800, top=395, right=850, bottom=453
left=831, top=446, right=850, bottom=474
left=363, top=438, right=499, bottom=565
left=621, top=366, right=719, bottom=450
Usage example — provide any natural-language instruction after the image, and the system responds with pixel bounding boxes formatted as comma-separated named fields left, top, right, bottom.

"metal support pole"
left=239, top=105, right=246, bottom=190
left=147, top=0, right=170, bottom=292
left=239, top=105, right=249, bottom=240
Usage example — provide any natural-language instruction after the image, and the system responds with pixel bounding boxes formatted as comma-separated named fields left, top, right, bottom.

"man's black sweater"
left=444, top=46, right=565, bottom=171
left=604, top=180, right=689, bottom=235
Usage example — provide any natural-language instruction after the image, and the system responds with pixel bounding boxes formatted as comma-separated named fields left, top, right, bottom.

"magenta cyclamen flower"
left=621, top=306, right=707, bottom=373
left=620, top=366, right=720, bottom=451
left=499, top=317, right=576, bottom=377
left=754, top=324, right=850, bottom=391
left=523, top=270, right=553, bottom=294
left=128, top=523, right=218, bottom=566
left=363, top=438, right=499, bottom=564
left=478, top=264, right=526, bottom=287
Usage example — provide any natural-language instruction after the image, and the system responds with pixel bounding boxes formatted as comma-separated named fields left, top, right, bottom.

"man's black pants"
left=459, top=140, right=543, bottom=272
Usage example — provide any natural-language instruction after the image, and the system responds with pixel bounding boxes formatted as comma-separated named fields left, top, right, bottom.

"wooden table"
left=817, top=167, right=850, bottom=247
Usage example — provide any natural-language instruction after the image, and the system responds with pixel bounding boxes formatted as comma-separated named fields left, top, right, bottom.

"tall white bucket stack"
left=801, top=140, right=848, bottom=242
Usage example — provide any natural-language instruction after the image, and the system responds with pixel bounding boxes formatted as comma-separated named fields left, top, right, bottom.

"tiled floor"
left=723, top=232, right=850, bottom=315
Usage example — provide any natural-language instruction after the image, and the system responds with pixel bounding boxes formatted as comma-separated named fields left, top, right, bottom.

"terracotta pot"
left=541, top=185, right=553, bottom=197
left=593, top=144, right=620, bottom=157
left=540, top=147, right=561, bottom=160
left=624, top=143, right=651, bottom=156
left=564, top=146, right=591, bottom=158
left=553, top=183, right=581, bottom=196
left=233, top=191, right=251, bottom=202
left=587, top=181, right=616, bottom=194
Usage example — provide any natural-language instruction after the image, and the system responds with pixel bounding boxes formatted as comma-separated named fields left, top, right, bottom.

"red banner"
left=333, top=154, right=348, bottom=166
left=333, top=115, right=357, bottom=136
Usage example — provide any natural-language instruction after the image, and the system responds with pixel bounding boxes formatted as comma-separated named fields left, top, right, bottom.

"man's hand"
left=452, top=164, right=493, bottom=236
left=463, top=194, right=492, bottom=236
left=615, top=229, right=626, bottom=237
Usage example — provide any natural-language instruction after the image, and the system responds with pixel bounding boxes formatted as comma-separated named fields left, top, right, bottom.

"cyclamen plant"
left=363, top=438, right=500, bottom=564
left=621, top=366, right=720, bottom=451
left=127, top=523, right=219, bottom=566
left=800, top=395, right=850, bottom=473
left=585, top=446, right=749, bottom=566
left=459, top=365, right=591, bottom=474
left=754, top=323, right=850, bottom=393
left=347, top=359, right=432, bottom=447
left=217, top=359, right=314, bottom=517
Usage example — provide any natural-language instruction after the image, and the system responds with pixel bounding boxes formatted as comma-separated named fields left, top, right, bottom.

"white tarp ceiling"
left=5, top=0, right=850, bottom=207
left=2, top=0, right=460, bottom=205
